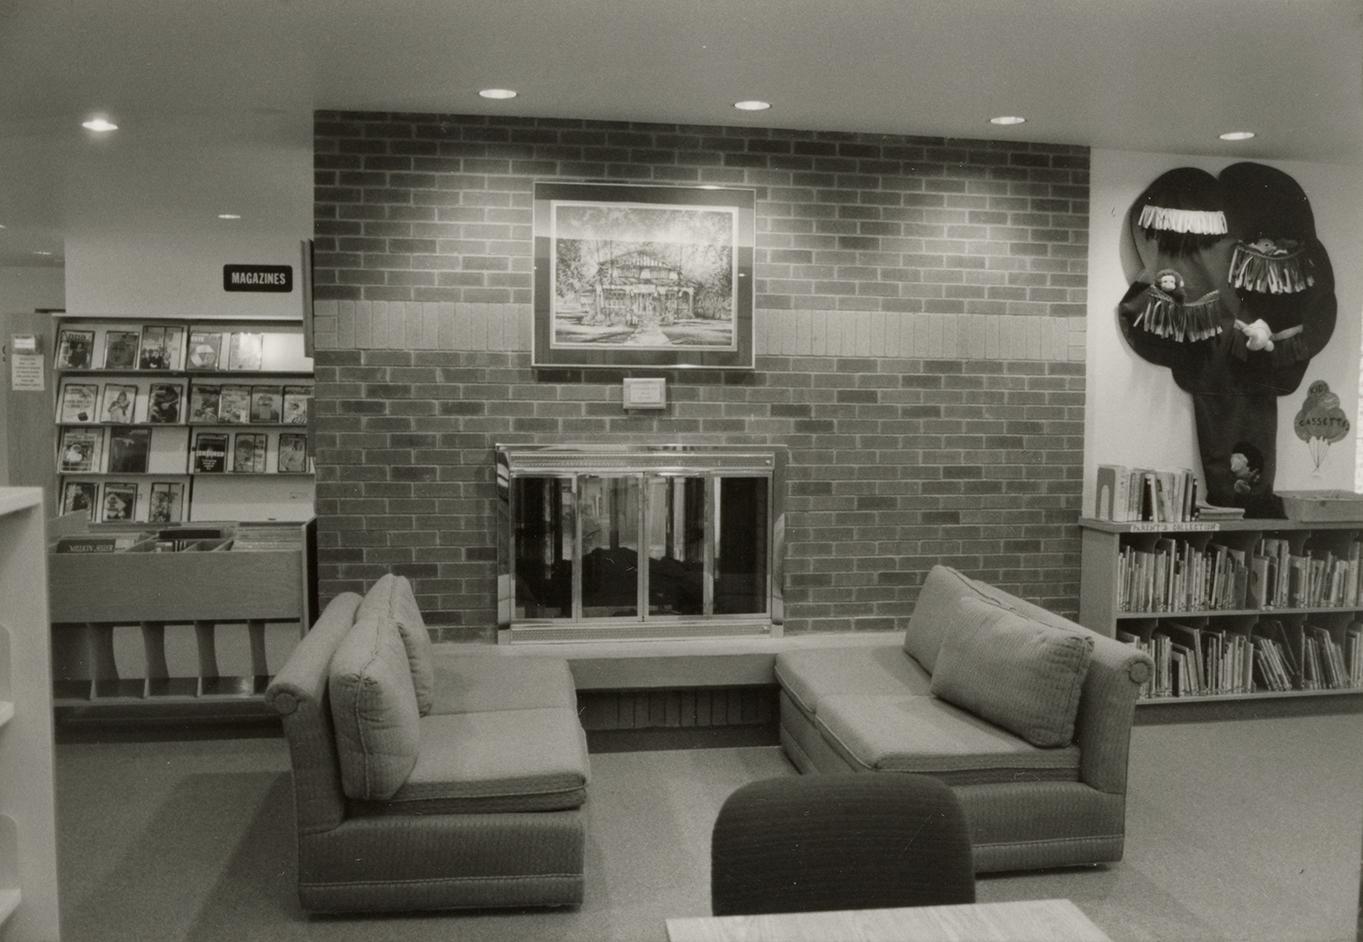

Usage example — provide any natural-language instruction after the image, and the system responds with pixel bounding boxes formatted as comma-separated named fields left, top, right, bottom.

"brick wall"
left=312, top=112, right=1090, bottom=642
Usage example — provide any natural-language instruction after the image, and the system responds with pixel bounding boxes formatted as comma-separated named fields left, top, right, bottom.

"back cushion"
left=903, top=565, right=993, bottom=672
left=930, top=596, right=1094, bottom=748
left=329, top=613, right=421, bottom=799
left=358, top=573, right=435, bottom=715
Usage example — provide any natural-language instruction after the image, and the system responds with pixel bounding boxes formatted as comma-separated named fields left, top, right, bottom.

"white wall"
left=0, top=265, right=64, bottom=314
left=1085, top=149, right=1363, bottom=512
left=62, top=115, right=311, bottom=321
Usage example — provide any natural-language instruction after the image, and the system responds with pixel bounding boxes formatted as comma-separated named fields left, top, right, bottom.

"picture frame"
left=532, top=181, right=755, bottom=369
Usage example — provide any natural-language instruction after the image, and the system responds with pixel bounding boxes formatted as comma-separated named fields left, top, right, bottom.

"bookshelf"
left=51, top=316, right=314, bottom=526
left=0, top=488, right=62, bottom=939
left=1079, top=517, right=1363, bottom=706
left=47, top=514, right=316, bottom=710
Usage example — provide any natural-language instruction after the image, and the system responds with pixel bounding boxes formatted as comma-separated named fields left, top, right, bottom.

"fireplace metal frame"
left=496, top=443, right=786, bottom=643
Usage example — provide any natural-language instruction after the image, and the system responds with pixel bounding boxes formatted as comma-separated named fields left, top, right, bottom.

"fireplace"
left=496, top=444, right=786, bottom=642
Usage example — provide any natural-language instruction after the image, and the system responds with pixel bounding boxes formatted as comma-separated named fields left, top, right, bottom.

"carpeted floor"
left=53, top=714, right=1363, bottom=942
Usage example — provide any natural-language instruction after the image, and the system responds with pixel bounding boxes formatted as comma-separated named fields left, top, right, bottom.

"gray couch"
left=265, top=574, right=589, bottom=913
left=775, top=564, right=1153, bottom=874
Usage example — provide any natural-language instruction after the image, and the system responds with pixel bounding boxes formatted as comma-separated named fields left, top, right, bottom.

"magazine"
left=103, top=330, right=141, bottom=369
left=277, top=432, right=308, bottom=473
left=138, top=324, right=183, bottom=369
left=193, top=432, right=227, bottom=472
left=100, top=383, right=138, bottom=423
left=233, top=432, right=268, bottom=473
left=148, top=481, right=184, bottom=523
left=186, top=331, right=222, bottom=370
left=282, top=385, right=310, bottom=425
left=58, top=383, right=99, bottom=423
left=228, top=332, right=264, bottom=370
left=250, top=386, right=282, bottom=423
left=147, top=382, right=183, bottom=424
left=60, top=481, right=98, bottom=521
left=59, top=428, right=103, bottom=472
left=219, top=385, right=251, bottom=424
left=101, top=482, right=139, bottom=522
left=189, top=385, right=221, bottom=423
left=54, top=329, right=94, bottom=369
left=107, top=426, right=151, bottom=473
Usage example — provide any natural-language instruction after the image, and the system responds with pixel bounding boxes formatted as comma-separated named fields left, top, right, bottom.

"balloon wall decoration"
left=1117, top=162, right=1337, bottom=517
left=1293, top=380, right=1351, bottom=473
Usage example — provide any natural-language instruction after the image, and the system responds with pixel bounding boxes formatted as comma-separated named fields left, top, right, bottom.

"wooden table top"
left=665, top=898, right=1114, bottom=942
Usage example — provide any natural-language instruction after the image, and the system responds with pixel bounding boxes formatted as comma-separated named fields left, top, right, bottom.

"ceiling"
left=1, top=0, right=1360, bottom=269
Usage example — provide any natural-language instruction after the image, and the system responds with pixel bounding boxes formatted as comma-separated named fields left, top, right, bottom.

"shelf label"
left=1125, top=521, right=1222, bottom=532
left=223, top=264, right=293, bottom=293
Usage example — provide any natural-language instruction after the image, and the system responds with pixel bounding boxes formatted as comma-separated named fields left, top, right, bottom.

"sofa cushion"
left=815, top=693, right=1081, bottom=784
left=902, top=565, right=999, bottom=673
left=774, top=646, right=931, bottom=717
left=358, top=573, right=435, bottom=715
left=352, top=708, right=590, bottom=815
left=428, top=651, right=577, bottom=714
left=328, top=613, right=421, bottom=800
left=930, top=596, right=1093, bottom=748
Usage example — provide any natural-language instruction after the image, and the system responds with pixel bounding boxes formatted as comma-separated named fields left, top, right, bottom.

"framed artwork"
left=532, top=181, right=755, bottom=369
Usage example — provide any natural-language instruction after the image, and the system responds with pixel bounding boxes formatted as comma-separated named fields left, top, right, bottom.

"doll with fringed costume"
left=1116, top=164, right=1336, bottom=518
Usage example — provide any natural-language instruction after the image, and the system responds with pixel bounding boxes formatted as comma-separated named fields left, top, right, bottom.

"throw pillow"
left=930, top=596, right=1094, bottom=748
left=903, top=565, right=993, bottom=672
left=329, top=613, right=421, bottom=799
left=358, top=573, right=436, bottom=715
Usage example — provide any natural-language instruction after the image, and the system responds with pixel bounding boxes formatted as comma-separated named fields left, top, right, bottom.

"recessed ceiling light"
left=32, top=250, right=53, bottom=256
left=1219, top=130, right=1256, bottom=141
left=733, top=100, right=771, bottom=112
left=478, top=88, right=518, bottom=100
left=81, top=116, right=118, bottom=132
left=989, top=115, right=1026, bottom=126
left=217, top=213, right=242, bottom=220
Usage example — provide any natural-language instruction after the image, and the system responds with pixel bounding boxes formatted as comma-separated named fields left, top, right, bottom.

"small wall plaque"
left=622, top=378, right=666, bottom=411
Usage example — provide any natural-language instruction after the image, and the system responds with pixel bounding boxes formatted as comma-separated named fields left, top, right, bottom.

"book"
left=107, top=426, right=151, bottom=473
left=219, top=384, right=251, bottom=423
left=282, top=385, right=310, bottom=425
left=100, top=481, right=139, bottom=521
left=138, top=324, right=183, bottom=369
left=250, top=385, right=282, bottom=423
left=186, top=331, right=222, bottom=370
left=193, top=432, right=227, bottom=472
left=58, top=383, right=99, bottom=423
left=148, top=481, right=184, bottom=523
left=228, top=332, right=264, bottom=370
left=59, top=427, right=103, bottom=471
left=233, top=432, right=267, bottom=473
left=189, top=385, right=221, bottom=423
left=103, top=330, right=141, bottom=369
left=100, top=383, right=138, bottom=423
left=277, top=432, right=308, bottom=473
left=55, top=536, right=119, bottom=554
left=147, top=382, right=184, bottom=424
left=59, top=481, right=98, bottom=520
left=54, top=329, right=94, bottom=369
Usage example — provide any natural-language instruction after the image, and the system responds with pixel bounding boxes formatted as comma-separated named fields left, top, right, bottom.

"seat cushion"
left=902, top=565, right=1001, bottom=673
left=352, top=707, right=590, bottom=815
left=428, top=651, right=577, bottom=715
left=774, top=646, right=931, bottom=717
left=358, top=573, right=436, bottom=715
left=815, top=693, right=1081, bottom=785
left=930, top=597, right=1093, bottom=748
left=328, top=612, right=421, bottom=800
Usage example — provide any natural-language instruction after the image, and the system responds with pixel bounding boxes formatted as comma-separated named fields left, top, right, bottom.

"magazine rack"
left=47, top=513, right=316, bottom=709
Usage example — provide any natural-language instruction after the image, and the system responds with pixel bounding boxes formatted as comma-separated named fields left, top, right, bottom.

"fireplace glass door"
left=499, top=446, right=784, bottom=640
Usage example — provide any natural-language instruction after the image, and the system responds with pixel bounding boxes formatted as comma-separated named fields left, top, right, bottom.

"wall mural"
left=1116, top=162, right=1337, bottom=517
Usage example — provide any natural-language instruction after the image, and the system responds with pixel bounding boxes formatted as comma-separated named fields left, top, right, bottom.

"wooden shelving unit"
left=0, top=488, right=62, bottom=939
left=1079, top=517, right=1363, bottom=708
left=47, top=514, right=316, bottom=711
left=51, top=316, right=314, bottom=526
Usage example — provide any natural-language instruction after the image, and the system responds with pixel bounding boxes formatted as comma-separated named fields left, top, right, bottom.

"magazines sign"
left=223, top=264, right=292, bottom=293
